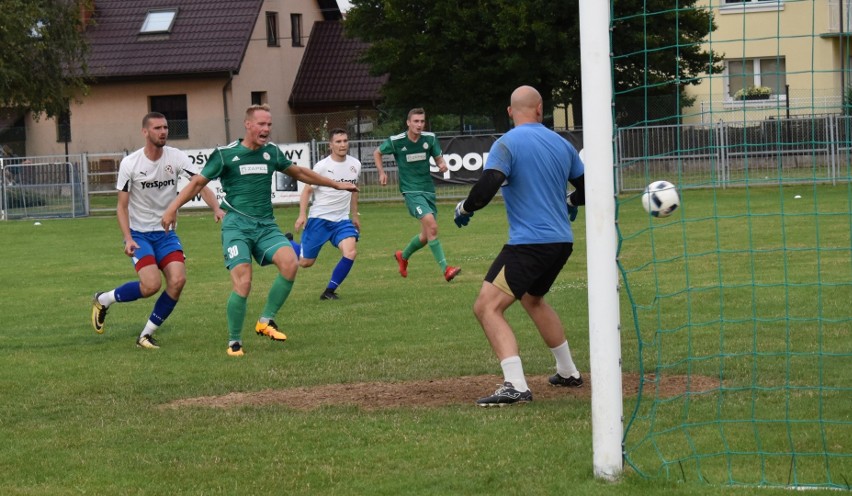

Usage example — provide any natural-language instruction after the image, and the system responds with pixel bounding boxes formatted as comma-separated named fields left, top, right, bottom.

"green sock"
left=428, top=239, right=448, bottom=271
left=402, top=234, right=426, bottom=259
left=227, top=292, right=247, bottom=343
left=261, top=275, right=294, bottom=320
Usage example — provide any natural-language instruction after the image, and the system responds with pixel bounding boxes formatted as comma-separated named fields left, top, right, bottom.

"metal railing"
left=5, top=117, right=852, bottom=220
left=616, top=114, right=850, bottom=192
left=1, top=155, right=88, bottom=220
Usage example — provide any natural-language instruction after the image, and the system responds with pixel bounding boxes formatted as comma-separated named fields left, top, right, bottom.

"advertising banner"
left=433, top=134, right=500, bottom=184
left=430, top=131, right=582, bottom=184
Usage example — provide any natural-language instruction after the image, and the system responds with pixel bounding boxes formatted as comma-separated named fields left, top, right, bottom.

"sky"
left=337, top=0, right=352, bottom=13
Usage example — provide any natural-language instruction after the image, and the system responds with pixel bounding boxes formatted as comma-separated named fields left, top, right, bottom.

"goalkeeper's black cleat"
left=548, top=373, right=584, bottom=388
left=475, top=382, right=533, bottom=407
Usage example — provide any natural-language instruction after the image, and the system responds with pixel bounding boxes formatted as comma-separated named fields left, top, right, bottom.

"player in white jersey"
left=91, top=112, right=223, bottom=349
left=291, top=128, right=361, bottom=300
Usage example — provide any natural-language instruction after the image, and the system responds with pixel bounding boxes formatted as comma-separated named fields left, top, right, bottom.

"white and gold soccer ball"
left=642, top=180, right=680, bottom=218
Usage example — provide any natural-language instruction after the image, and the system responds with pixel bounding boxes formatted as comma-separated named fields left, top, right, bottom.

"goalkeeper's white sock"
left=500, top=356, right=529, bottom=392
left=551, top=341, right=580, bottom=379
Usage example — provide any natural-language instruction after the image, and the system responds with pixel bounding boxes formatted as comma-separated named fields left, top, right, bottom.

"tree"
left=345, top=0, right=579, bottom=130
left=611, top=0, right=723, bottom=126
left=0, top=0, right=91, bottom=119
left=344, top=0, right=720, bottom=129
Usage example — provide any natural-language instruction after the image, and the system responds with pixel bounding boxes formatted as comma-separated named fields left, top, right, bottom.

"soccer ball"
left=642, top=180, right=680, bottom=218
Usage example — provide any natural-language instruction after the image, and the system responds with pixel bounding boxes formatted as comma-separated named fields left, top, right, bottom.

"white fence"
left=616, top=114, right=852, bottom=192
left=3, top=117, right=849, bottom=220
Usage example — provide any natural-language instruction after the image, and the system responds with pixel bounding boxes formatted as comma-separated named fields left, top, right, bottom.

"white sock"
left=551, top=341, right=580, bottom=379
left=500, top=356, right=529, bottom=392
left=98, top=290, right=117, bottom=307
left=140, top=320, right=158, bottom=338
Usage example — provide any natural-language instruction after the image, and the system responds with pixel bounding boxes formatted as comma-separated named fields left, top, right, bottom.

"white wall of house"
left=682, top=1, right=845, bottom=124
left=229, top=0, right=324, bottom=143
left=27, top=80, right=227, bottom=157
left=229, top=0, right=322, bottom=143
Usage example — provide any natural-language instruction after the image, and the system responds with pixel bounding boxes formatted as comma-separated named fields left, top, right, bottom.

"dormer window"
left=140, top=9, right=177, bottom=34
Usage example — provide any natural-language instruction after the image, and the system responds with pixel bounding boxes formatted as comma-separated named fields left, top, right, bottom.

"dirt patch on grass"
left=163, top=373, right=720, bottom=411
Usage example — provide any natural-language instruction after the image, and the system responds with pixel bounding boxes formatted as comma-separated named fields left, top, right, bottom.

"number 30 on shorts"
left=227, top=245, right=239, bottom=259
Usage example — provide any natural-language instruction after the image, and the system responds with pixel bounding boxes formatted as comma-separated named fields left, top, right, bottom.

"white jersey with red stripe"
left=116, top=146, right=199, bottom=232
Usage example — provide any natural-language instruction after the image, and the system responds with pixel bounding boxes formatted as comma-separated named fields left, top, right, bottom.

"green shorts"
left=403, top=192, right=438, bottom=220
left=220, top=212, right=292, bottom=269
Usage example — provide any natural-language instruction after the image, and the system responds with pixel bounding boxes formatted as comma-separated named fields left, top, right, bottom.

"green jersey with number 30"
left=201, top=140, right=292, bottom=219
left=378, top=132, right=442, bottom=194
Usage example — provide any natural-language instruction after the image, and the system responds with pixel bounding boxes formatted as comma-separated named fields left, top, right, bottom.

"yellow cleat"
left=91, top=292, right=108, bottom=334
left=227, top=342, right=244, bottom=356
left=136, top=335, right=160, bottom=349
left=255, top=319, right=287, bottom=341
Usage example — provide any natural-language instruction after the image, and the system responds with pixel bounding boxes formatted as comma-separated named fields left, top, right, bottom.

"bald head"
left=508, top=85, right=543, bottom=125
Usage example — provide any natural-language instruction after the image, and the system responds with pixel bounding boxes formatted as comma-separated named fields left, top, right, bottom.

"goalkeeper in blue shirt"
left=454, top=85, right=586, bottom=407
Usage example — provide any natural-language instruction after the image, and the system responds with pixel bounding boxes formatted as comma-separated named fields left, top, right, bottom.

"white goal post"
left=579, top=0, right=623, bottom=481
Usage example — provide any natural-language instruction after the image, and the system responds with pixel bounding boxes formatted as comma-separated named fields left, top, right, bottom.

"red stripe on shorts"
left=135, top=255, right=157, bottom=272
left=158, top=250, right=185, bottom=269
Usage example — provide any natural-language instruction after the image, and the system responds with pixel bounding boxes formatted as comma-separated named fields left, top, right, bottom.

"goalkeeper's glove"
left=567, top=194, right=579, bottom=222
left=454, top=200, right=473, bottom=228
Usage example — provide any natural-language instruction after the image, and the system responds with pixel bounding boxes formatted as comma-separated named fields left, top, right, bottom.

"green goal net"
left=611, top=0, right=852, bottom=489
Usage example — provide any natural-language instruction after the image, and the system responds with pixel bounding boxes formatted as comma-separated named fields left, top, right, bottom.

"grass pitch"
left=0, top=193, right=833, bottom=495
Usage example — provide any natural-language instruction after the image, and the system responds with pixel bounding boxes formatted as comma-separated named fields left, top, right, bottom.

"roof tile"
left=86, top=0, right=264, bottom=78
left=289, top=21, right=387, bottom=107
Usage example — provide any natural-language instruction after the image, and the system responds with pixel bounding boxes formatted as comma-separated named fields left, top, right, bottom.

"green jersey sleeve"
left=378, top=138, right=394, bottom=156
left=429, top=135, right=443, bottom=158
left=273, top=146, right=293, bottom=172
left=201, top=148, right=226, bottom=180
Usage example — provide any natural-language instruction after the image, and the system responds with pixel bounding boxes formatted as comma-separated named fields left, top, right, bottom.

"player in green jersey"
left=373, top=108, right=461, bottom=282
left=162, top=104, right=358, bottom=356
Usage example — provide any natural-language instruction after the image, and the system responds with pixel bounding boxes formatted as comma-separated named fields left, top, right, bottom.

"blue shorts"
left=299, top=218, right=359, bottom=260
left=130, top=230, right=185, bottom=269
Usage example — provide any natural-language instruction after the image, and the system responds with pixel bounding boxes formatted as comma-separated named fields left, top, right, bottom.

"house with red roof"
left=23, top=0, right=383, bottom=156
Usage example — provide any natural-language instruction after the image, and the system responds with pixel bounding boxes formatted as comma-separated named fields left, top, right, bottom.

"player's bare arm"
left=351, top=191, right=361, bottom=231
left=116, top=190, right=139, bottom=257
left=187, top=170, right=224, bottom=222
left=372, top=149, right=387, bottom=186
left=435, top=155, right=448, bottom=173
left=295, top=184, right=313, bottom=231
left=162, top=174, right=211, bottom=231
left=197, top=181, right=224, bottom=223
left=285, top=165, right=359, bottom=192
